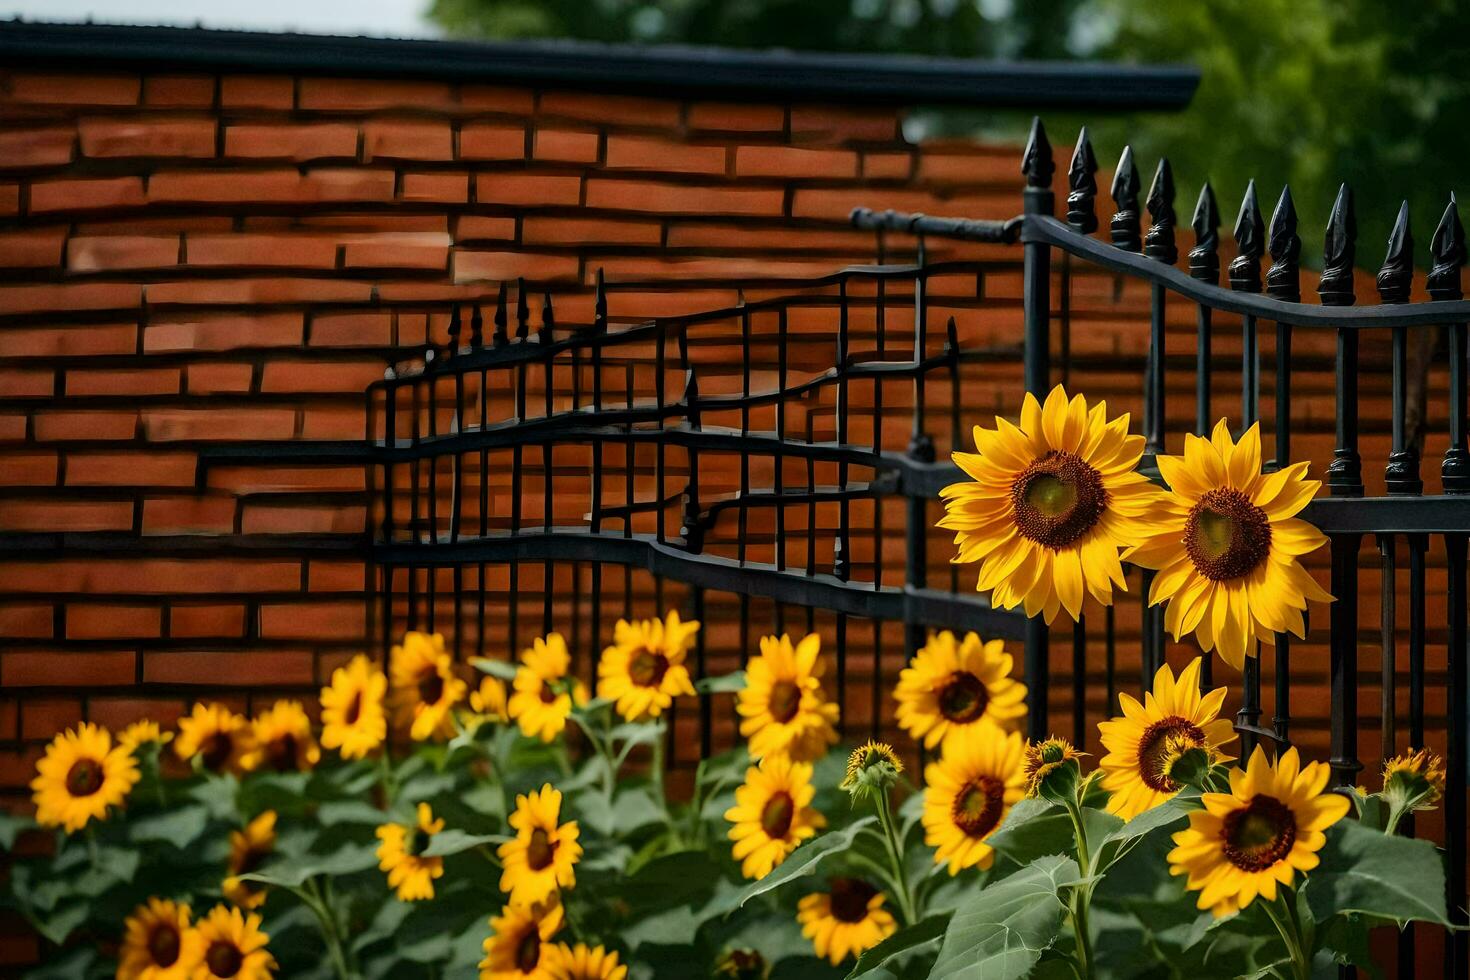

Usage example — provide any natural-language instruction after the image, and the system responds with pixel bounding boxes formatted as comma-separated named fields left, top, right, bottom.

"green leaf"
left=982, top=799, right=1073, bottom=865
left=421, top=829, right=508, bottom=858
left=609, top=720, right=665, bottom=749
left=1304, top=819, right=1450, bottom=926
left=845, top=914, right=950, bottom=979
left=732, top=817, right=878, bottom=910
left=237, top=841, right=380, bottom=888
left=316, top=800, right=390, bottom=826
left=0, top=811, right=33, bottom=851
left=695, top=670, right=746, bottom=694
left=472, top=657, right=518, bottom=681
left=129, top=804, right=211, bottom=847
left=926, top=854, right=1081, bottom=980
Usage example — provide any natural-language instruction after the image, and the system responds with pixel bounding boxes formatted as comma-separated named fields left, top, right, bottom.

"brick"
left=147, top=169, right=299, bottom=203
left=7, top=650, right=135, bottom=687
left=66, top=604, right=161, bottom=639
left=143, top=75, right=215, bottom=107
left=585, top=179, right=782, bottom=216
left=309, top=312, right=393, bottom=348
left=734, top=145, right=859, bottom=179
left=186, top=234, right=339, bottom=269
left=221, top=75, right=294, bottom=109
left=33, top=410, right=138, bottom=442
left=66, top=367, right=181, bottom=397
left=146, top=279, right=372, bottom=306
left=0, top=369, right=52, bottom=398
left=258, top=601, right=365, bottom=638
left=207, top=465, right=364, bottom=494
left=688, top=103, right=785, bottom=132
left=0, top=323, right=136, bottom=358
left=299, top=78, right=453, bottom=111
left=168, top=603, right=246, bottom=638
left=458, top=123, right=526, bottom=161
left=453, top=251, right=580, bottom=283
left=224, top=123, right=358, bottom=161
left=260, top=360, right=386, bottom=393
left=0, top=282, right=142, bottom=315
left=0, top=559, right=300, bottom=595
left=0, top=604, right=53, bottom=638
left=455, top=215, right=517, bottom=242
left=475, top=173, right=581, bottom=207
left=79, top=117, right=216, bottom=158
left=789, top=105, right=900, bottom=142
left=67, top=235, right=180, bottom=272
left=28, top=176, right=146, bottom=213
left=0, top=229, right=66, bottom=267
left=665, top=222, right=871, bottom=252
left=65, top=451, right=197, bottom=488
left=303, top=169, right=396, bottom=202
left=0, top=451, right=56, bottom=486
left=242, top=504, right=364, bottom=534
left=605, top=136, right=726, bottom=175
left=141, top=496, right=237, bottom=534
left=307, top=561, right=365, bottom=592
left=401, top=172, right=469, bottom=203
left=522, top=216, right=662, bottom=246
left=144, top=313, right=304, bottom=352
left=863, top=152, right=913, bottom=180
left=0, top=183, right=16, bottom=215
left=0, top=414, right=26, bottom=441
left=141, top=408, right=296, bottom=442
left=459, top=85, right=534, bottom=114
left=7, top=73, right=140, bottom=106
left=917, top=150, right=1018, bottom=185
left=144, top=650, right=315, bottom=687
left=362, top=119, right=453, bottom=161
left=0, top=498, right=133, bottom=532
left=533, top=128, right=599, bottom=164
left=342, top=238, right=448, bottom=270
left=89, top=697, right=186, bottom=730
left=186, top=363, right=254, bottom=394
left=301, top=408, right=365, bottom=440
left=21, top=699, right=82, bottom=740
left=538, top=91, right=681, bottom=128
left=0, top=128, right=75, bottom=169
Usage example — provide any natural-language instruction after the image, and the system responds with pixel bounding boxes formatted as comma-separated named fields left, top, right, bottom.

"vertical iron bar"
left=1445, top=534, right=1468, bottom=980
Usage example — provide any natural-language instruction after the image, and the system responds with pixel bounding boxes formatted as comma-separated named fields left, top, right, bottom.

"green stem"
left=301, top=877, right=353, bottom=980
left=568, top=712, right=615, bottom=799
left=1262, top=891, right=1310, bottom=980
left=377, top=750, right=397, bottom=809
left=1063, top=801, right=1096, bottom=980
left=874, top=790, right=919, bottom=926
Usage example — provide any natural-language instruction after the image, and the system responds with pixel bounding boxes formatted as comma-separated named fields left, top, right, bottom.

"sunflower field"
left=1, top=385, right=1458, bottom=980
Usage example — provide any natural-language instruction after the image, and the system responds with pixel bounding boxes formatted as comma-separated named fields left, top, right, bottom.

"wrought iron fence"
left=365, top=119, right=1469, bottom=976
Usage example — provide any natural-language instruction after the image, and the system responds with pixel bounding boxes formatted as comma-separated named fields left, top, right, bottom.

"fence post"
left=1021, top=117, right=1053, bottom=740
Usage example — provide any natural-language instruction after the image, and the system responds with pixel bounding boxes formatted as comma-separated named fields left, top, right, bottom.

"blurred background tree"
left=429, top=0, right=1470, bottom=267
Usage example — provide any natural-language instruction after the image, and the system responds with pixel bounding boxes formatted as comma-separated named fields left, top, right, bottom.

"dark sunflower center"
left=1185, top=488, right=1272, bottom=581
left=199, top=732, right=234, bottom=772
left=1137, top=717, right=1206, bottom=793
left=405, top=826, right=431, bottom=858
left=418, top=669, right=445, bottom=706
left=148, top=923, right=181, bottom=967
left=937, top=671, right=989, bottom=723
left=828, top=877, right=878, bottom=923
left=526, top=828, right=556, bottom=871
left=514, top=927, right=541, bottom=972
left=1010, top=451, right=1107, bottom=550
left=266, top=734, right=298, bottom=772
left=205, top=941, right=243, bottom=977
left=65, top=758, right=104, bottom=797
left=767, top=680, right=801, bottom=723
left=234, top=845, right=266, bottom=877
left=344, top=691, right=362, bottom=725
left=952, top=776, right=1005, bottom=838
left=760, top=791, right=795, bottom=839
left=1221, top=794, right=1297, bottom=872
left=629, top=650, right=670, bottom=688
left=538, top=681, right=557, bottom=705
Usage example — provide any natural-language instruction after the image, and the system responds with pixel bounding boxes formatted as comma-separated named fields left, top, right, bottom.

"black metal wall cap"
left=0, top=19, right=1200, bottom=110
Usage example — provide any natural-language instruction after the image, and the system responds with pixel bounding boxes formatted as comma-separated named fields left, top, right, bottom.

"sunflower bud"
left=1160, top=737, right=1215, bottom=793
left=841, top=741, right=903, bottom=803
left=1024, top=737, right=1085, bottom=805
left=714, top=948, right=769, bottom=980
left=1381, top=748, right=1446, bottom=829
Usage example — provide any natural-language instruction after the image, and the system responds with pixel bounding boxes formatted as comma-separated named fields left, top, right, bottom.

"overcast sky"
left=0, top=0, right=437, bottom=37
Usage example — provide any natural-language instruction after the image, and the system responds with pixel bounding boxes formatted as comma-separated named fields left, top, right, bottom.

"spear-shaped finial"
left=683, top=369, right=700, bottom=424
left=1317, top=184, right=1357, bottom=306
left=1265, top=186, right=1301, bottom=302
left=468, top=302, right=484, bottom=349
left=944, top=315, right=959, bottom=353
left=594, top=268, right=608, bottom=333
left=1188, top=183, right=1220, bottom=283
left=1428, top=193, right=1466, bottom=301
left=1109, top=145, right=1141, bottom=251
left=1228, top=180, right=1264, bottom=292
left=1066, top=127, right=1098, bottom=233
left=1021, top=116, right=1054, bottom=189
left=540, top=291, right=555, bottom=342
left=492, top=281, right=509, bottom=346
left=515, top=277, right=530, bottom=339
left=1376, top=201, right=1414, bottom=304
left=1143, top=157, right=1177, bottom=263
left=447, top=303, right=462, bottom=355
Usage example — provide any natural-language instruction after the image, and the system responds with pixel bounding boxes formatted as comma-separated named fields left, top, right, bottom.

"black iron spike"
left=446, top=303, right=462, bottom=355
left=594, top=268, right=608, bottom=332
left=1109, top=145, right=1141, bottom=251
left=515, top=277, right=530, bottom=339
left=1428, top=193, right=1466, bottom=301
left=1065, top=127, right=1098, bottom=233
left=1228, top=180, right=1264, bottom=292
left=1188, top=183, right=1220, bottom=283
left=1265, top=186, right=1301, bottom=302
left=1317, top=183, right=1357, bottom=306
left=1376, top=201, right=1414, bottom=304
left=540, top=291, right=555, bottom=342
left=492, top=281, right=509, bottom=346
left=683, top=369, right=699, bottom=419
left=1143, top=157, right=1177, bottom=263
left=1021, top=116, right=1054, bottom=189
left=944, top=315, right=959, bottom=353
left=468, top=302, right=484, bottom=349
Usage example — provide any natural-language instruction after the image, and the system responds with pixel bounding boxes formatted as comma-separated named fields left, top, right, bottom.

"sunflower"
left=467, top=675, right=511, bottom=726
left=1168, top=745, right=1350, bottom=918
left=498, top=784, right=582, bottom=907
left=31, top=722, right=139, bottom=833
left=736, top=633, right=839, bottom=763
left=222, top=811, right=276, bottom=910
left=508, top=633, right=587, bottom=743
left=1097, top=658, right=1237, bottom=819
left=118, top=897, right=204, bottom=980
left=543, top=943, right=628, bottom=980
left=119, top=720, right=174, bottom=753
left=175, top=704, right=253, bottom=775
left=922, top=724, right=1026, bottom=875
left=840, top=741, right=902, bottom=802
left=1022, top=736, right=1085, bottom=798
left=192, top=905, right=275, bottom=979
left=376, top=802, right=446, bottom=901
left=240, top=701, right=319, bottom=773
left=596, top=611, right=699, bottom=721
left=894, top=630, right=1028, bottom=752
left=939, top=385, right=1158, bottom=624
left=796, top=878, right=897, bottom=965
left=1383, top=747, right=1446, bottom=805
left=480, top=898, right=564, bottom=980
left=724, top=753, right=825, bottom=880
left=390, top=631, right=468, bottom=742
left=1127, top=420, right=1333, bottom=670
left=319, top=655, right=387, bottom=760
